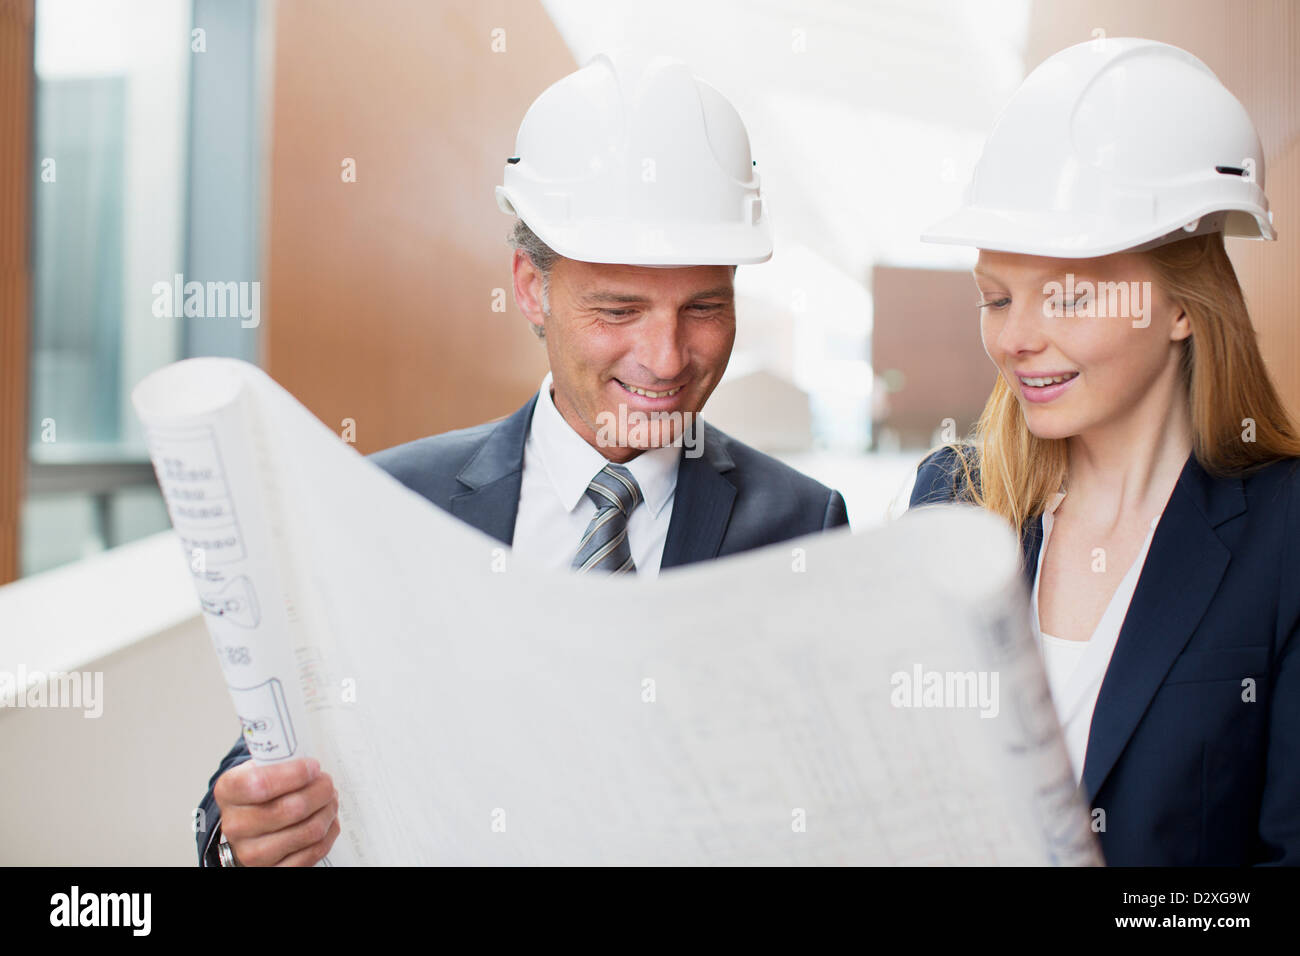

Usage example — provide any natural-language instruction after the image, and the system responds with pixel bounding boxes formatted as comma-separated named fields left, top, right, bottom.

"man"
left=196, top=54, right=849, bottom=866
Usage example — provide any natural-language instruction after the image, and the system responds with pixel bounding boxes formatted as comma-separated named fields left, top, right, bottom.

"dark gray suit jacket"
left=195, top=394, right=849, bottom=863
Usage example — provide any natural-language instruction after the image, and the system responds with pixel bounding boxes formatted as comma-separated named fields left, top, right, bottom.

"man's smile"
left=613, top=378, right=686, bottom=400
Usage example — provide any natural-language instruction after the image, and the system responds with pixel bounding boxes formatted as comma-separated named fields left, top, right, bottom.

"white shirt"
left=1032, top=489, right=1164, bottom=783
left=510, top=373, right=681, bottom=577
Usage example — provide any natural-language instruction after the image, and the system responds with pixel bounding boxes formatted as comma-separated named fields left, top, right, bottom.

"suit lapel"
left=1079, top=454, right=1244, bottom=801
left=661, top=419, right=737, bottom=569
left=448, top=395, right=537, bottom=546
left=1020, top=513, right=1043, bottom=593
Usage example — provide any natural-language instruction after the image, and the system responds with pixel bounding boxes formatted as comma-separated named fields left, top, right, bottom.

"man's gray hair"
left=508, top=220, right=557, bottom=340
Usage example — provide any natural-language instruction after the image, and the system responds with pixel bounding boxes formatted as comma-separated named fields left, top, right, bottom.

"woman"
left=911, top=38, right=1300, bottom=865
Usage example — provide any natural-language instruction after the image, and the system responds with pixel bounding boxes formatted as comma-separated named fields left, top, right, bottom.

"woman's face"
left=974, top=250, right=1191, bottom=441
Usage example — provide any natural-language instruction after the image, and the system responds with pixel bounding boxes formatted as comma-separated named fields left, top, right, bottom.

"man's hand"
left=213, top=757, right=340, bottom=866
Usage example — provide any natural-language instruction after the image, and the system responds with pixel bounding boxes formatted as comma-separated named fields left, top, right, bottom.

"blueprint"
left=132, top=357, right=1101, bottom=866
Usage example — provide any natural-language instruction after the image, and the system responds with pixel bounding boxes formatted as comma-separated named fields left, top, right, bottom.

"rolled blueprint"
left=133, top=357, right=1102, bottom=866
left=133, top=359, right=367, bottom=865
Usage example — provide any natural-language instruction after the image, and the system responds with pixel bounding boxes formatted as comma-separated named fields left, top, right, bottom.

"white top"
left=1032, top=489, right=1163, bottom=783
left=511, top=373, right=681, bottom=577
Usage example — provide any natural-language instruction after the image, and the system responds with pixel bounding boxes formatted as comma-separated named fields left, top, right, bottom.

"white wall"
left=0, top=533, right=239, bottom=865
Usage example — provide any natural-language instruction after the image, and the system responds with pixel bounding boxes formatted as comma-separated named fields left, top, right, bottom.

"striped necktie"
left=572, top=464, right=643, bottom=574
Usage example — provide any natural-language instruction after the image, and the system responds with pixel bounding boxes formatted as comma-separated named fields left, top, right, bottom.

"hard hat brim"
left=921, top=203, right=1275, bottom=259
left=505, top=188, right=773, bottom=266
left=535, top=222, right=773, bottom=267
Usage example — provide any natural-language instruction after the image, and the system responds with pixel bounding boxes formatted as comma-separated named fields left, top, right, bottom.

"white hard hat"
left=922, top=37, right=1276, bottom=257
left=496, top=53, right=772, bottom=266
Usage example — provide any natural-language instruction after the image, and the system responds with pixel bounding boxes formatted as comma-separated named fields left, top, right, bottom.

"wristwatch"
left=217, top=828, right=242, bottom=867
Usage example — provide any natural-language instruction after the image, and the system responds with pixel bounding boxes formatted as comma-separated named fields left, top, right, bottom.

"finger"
left=238, top=798, right=339, bottom=868
left=274, top=818, right=342, bottom=868
left=216, top=757, right=321, bottom=808
left=223, top=776, right=335, bottom=842
left=238, top=775, right=336, bottom=836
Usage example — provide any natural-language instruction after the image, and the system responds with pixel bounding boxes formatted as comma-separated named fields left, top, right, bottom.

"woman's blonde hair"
left=942, top=231, right=1300, bottom=532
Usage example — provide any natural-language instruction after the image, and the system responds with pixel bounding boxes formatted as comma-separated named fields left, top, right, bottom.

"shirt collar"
left=1041, top=488, right=1067, bottom=531
left=530, top=372, right=680, bottom=518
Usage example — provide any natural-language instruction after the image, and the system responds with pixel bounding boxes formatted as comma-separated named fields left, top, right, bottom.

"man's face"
left=513, top=252, right=737, bottom=462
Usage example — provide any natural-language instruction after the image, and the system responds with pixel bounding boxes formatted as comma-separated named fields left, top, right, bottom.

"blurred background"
left=0, top=0, right=1296, bottom=863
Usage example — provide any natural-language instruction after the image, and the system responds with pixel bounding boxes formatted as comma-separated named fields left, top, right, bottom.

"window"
left=25, top=0, right=265, bottom=575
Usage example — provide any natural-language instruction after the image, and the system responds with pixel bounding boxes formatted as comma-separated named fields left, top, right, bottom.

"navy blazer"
left=195, top=395, right=849, bottom=863
left=910, top=444, right=1300, bottom=866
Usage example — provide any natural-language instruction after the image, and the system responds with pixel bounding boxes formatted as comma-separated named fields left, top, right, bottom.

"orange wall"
left=0, top=0, right=32, bottom=584
left=264, top=0, right=574, bottom=453
left=872, top=265, right=994, bottom=447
